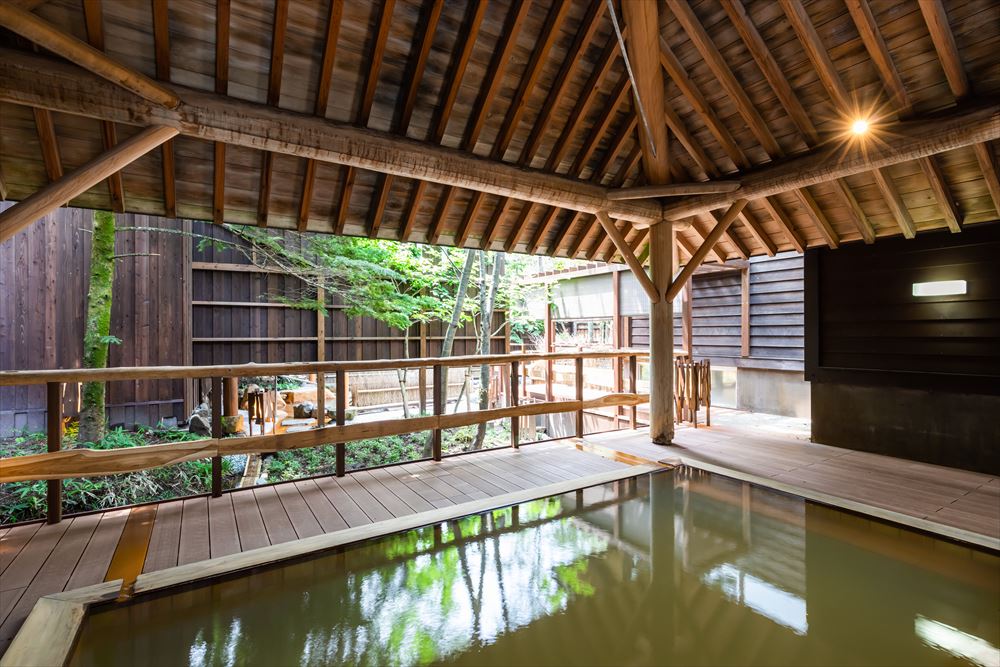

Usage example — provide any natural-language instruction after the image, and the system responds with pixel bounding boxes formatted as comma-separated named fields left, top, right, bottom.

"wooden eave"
left=0, top=0, right=998, bottom=265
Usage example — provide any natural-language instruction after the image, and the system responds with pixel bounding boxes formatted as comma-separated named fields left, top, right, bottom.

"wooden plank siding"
left=0, top=204, right=190, bottom=434
left=630, top=254, right=805, bottom=370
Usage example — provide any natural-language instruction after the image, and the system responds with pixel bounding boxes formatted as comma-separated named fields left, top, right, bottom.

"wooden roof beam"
left=31, top=108, right=62, bottom=182
left=758, top=196, right=804, bottom=253
left=334, top=0, right=395, bottom=235
left=82, top=0, right=125, bottom=213
left=213, top=0, right=230, bottom=225
left=919, top=0, right=1000, bottom=220
left=666, top=200, right=748, bottom=302
left=369, top=0, right=444, bottom=239
left=298, top=0, right=343, bottom=231
left=567, top=146, right=641, bottom=258
left=609, top=182, right=740, bottom=199
left=63, top=52, right=631, bottom=227
left=256, top=0, right=288, bottom=227
left=0, top=3, right=179, bottom=108
left=400, top=0, right=487, bottom=242
left=643, top=101, right=1000, bottom=224
left=0, top=125, right=178, bottom=243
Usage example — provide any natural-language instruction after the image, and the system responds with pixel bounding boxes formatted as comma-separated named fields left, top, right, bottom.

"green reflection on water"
left=70, top=470, right=1000, bottom=667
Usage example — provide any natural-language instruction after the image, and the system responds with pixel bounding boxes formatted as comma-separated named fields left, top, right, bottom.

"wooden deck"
left=0, top=441, right=631, bottom=655
left=581, top=409, right=1000, bottom=542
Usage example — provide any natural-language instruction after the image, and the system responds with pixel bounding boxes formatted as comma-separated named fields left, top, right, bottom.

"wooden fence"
left=0, top=350, right=649, bottom=524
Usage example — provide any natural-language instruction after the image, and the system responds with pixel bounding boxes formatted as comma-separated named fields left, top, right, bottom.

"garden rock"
left=294, top=402, right=316, bottom=419
left=189, top=412, right=211, bottom=435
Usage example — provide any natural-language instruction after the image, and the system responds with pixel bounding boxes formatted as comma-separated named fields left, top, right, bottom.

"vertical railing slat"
left=510, top=360, right=519, bottom=449
left=46, top=381, right=62, bottom=524
left=629, top=355, right=638, bottom=430
left=335, top=369, right=346, bottom=476
left=575, top=356, right=584, bottom=438
left=211, top=376, right=223, bottom=497
left=432, top=364, right=443, bottom=461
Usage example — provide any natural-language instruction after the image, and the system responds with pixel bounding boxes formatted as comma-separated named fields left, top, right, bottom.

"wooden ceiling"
left=0, top=0, right=998, bottom=265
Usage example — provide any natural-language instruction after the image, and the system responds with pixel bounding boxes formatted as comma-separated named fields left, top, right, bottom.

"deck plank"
left=0, top=521, right=69, bottom=594
left=142, top=501, right=182, bottom=573
left=353, top=470, right=418, bottom=517
left=208, top=495, right=241, bottom=559
left=312, top=477, right=372, bottom=528
left=0, top=515, right=100, bottom=643
left=177, top=498, right=210, bottom=566
left=294, top=480, right=349, bottom=533
left=335, top=473, right=394, bottom=522
left=273, top=484, right=323, bottom=539
left=0, top=524, right=41, bottom=576
left=65, top=508, right=129, bottom=589
left=366, top=467, right=438, bottom=513
left=253, top=486, right=297, bottom=545
left=231, top=489, right=269, bottom=550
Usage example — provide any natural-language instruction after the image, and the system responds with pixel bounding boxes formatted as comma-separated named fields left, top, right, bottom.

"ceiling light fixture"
left=851, top=118, right=870, bottom=135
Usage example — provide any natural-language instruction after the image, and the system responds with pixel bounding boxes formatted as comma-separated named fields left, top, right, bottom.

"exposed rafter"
left=151, top=0, right=175, bottom=217
left=256, top=0, right=288, bottom=227
left=212, top=0, right=230, bottom=224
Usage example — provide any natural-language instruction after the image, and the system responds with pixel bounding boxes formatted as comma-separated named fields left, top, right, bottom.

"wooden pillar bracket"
left=595, top=210, right=660, bottom=303
left=666, top=199, right=748, bottom=302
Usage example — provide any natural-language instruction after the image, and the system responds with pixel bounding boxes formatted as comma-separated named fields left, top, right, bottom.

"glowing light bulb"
left=851, top=118, right=870, bottom=135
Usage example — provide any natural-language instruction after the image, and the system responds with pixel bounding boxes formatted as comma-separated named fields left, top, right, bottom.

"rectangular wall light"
left=912, top=280, right=967, bottom=297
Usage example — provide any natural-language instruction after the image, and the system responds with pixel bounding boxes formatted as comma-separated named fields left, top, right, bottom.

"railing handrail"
left=0, top=350, right=650, bottom=386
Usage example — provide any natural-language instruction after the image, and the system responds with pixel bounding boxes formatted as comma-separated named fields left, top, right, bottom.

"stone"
left=188, top=412, right=211, bottom=435
left=221, top=414, right=244, bottom=436
left=157, top=416, right=178, bottom=429
left=293, top=401, right=316, bottom=419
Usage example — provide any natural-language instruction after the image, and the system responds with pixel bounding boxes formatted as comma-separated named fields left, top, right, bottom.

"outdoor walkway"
left=579, top=409, right=999, bottom=541
left=0, top=441, right=630, bottom=655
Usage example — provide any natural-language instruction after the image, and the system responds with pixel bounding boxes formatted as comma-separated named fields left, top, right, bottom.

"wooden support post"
left=741, top=267, right=751, bottom=357
left=335, top=369, right=346, bottom=476
left=629, top=355, right=638, bottom=430
left=0, top=125, right=178, bottom=243
left=544, top=302, right=554, bottom=403
left=682, top=284, right=693, bottom=357
left=575, top=357, right=584, bottom=438
left=222, top=377, right=238, bottom=417
left=432, top=365, right=444, bottom=461
left=315, top=373, right=326, bottom=427
left=418, top=319, right=428, bottom=413
left=649, top=222, right=674, bottom=444
left=612, top=269, right=622, bottom=428
left=210, top=376, right=223, bottom=497
left=46, top=382, right=62, bottom=524
left=510, top=360, right=520, bottom=449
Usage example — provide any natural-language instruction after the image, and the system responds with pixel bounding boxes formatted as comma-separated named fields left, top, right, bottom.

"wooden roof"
left=0, top=0, right=998, bottom=265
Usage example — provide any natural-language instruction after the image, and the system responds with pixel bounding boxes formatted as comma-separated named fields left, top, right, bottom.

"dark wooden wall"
left=0, top=205, right=191, bottom=433
left=806, top=223, right=1000, bottom=392
left=806, top=223, right=1000, bottom=474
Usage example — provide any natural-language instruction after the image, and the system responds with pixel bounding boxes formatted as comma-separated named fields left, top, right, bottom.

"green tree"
left=79, top=210, right=118, bottom=443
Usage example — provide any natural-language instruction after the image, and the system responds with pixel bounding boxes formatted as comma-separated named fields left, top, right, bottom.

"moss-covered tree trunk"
left=78, top=211, right=116, bottom=444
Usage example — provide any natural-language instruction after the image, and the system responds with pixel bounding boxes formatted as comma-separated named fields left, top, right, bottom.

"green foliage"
left=98, top=334, right=123, bottom=346
left=80, top=210, right=117, bottom=443
left=0, top=427, right=232, bottom=524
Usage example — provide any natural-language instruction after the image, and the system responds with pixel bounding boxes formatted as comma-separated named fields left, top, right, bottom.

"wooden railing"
left=0, top=351, right=650, bottom=524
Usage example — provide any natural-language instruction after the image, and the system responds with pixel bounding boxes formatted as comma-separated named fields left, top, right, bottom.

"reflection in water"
left=71, top=470, right=1000, bottom=667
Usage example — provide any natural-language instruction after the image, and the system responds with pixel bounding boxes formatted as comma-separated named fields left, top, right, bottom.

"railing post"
left=315, top=371, right=326, bottom=427
left=432, top=364, right=443, bottom=461
left=510, top=360, right=519, bottom=449
left=575, top=356, right=584, bottom=438
left=335, top=369, right=346, bottom=476
left=46, top=381, right=62, bottom=524
left=629, top=355, right=638, bottom=430
left=211, top=376, right=223, bottom=497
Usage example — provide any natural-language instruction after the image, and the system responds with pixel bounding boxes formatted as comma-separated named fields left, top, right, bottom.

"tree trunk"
left=424, top=249, right=476, bottom=457
left=473, top=254, right=503, bottom=450
left=78, top=210, right=116, bottom=444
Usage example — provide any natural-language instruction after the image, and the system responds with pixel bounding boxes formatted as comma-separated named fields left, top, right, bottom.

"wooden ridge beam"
left=82, top=0, right=126, bottom=213
left=299, top=0, right=343, bottom=231
left=666, top=200, right=747, bottom=302
left=595, top=211, right=659, bottom=303
left=213, top=0, right=231, bottom=224
left=0, top=3, right=179, bottom=108
left=0, top=125, right=178, bottom=243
